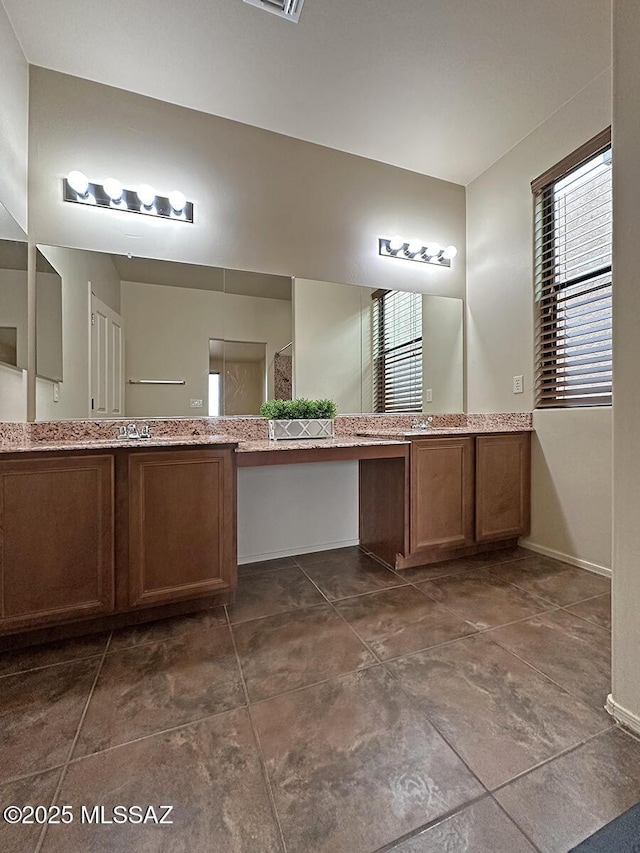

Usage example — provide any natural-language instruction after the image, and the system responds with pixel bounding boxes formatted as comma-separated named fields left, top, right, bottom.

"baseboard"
left=606, top=694, right=640, bottom=736
left=238, top=538, right=360, bottom=565
left=519, top=539, right=611, bottom=578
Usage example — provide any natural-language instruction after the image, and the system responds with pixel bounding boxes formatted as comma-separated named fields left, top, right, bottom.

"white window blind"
left=533, top=129, right=612, bottom=408
left=372, top=289, right=423, bottom=412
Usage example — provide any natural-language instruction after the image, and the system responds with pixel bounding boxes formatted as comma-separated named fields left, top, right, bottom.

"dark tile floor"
left=0, top=546, right=632, bottom=853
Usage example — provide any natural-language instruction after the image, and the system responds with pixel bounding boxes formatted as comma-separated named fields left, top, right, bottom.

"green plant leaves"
left=259, top=398, right=338, bottom=419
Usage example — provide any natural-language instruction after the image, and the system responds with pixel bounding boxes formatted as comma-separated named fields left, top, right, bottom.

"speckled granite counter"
left=235, top=436, right=410, bottom=466
left=357, top=426, right=534, bottom=440
left=236, top=436, right=409, bottom=453
left=0, top=412, right=532, bottom=455
left=0, top=434, right=239, bottom=454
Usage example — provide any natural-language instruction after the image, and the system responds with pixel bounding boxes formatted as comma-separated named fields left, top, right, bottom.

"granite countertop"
left=357, top=426, right=534, bottom=439
left=236, top=436, right=410, bottom=452
left=0, top=414, right=533, bottom=454
left=0, top=434, right=240, bottom=454
left=0, top=433, right=412, bottom=455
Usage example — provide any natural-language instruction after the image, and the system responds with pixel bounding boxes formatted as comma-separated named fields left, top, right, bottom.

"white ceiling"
left=3, top=0, right=611, bottom=185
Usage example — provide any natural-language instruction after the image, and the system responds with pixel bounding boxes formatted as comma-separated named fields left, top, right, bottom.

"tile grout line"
left=61, top=703, right=259, bottom=767
left=378, top=654, right=491, bottom=799
left=34, top=630, right=113, bottom=853
left=479, top=563, right=610, bottom=609
left=296, top=553, right=597, bottom=679
left=374, top=606, right=563, bottom=667
left=406, top=567, right=560, bottom=617
left=0, top=650, right=110, bottom=682
left=0, top=763, right=68, bottom=790
left=489, top=724, right=617, bottom=797
left=489, top=792, right=544, bottom=853
left=225, top=608, right=289, bottom=853
left=372, top=791, right=492, bottom=852
left=483, top=631, right=612, bottom=715
left=294, top=560, right=389, bottom=667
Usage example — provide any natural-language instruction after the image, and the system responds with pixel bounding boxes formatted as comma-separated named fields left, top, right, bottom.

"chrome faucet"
left=412, top=417, right=434, bottom=430
left=117, top=423, right=151, bottom=440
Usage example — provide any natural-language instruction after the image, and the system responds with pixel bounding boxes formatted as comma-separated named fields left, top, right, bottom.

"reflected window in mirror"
left=208, top=372, right=221, bottom=417
left=209, top=339, right=267, bottom=416
left=372, top=289, right=423, bottom=412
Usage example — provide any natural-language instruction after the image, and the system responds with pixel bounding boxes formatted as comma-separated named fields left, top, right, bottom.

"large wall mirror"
left=34, top=246, right=293, bottom=421
left=294, top=278, right=464, bottom=415
left=0, top=201, right=28, bottom=421
left=33, top=246, right=464, bottom=421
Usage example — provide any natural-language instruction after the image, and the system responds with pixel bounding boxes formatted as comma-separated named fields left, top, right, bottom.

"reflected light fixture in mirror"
left=378, top=236, right=457, bottom=267
left=63, top=172, right=194, bottom=222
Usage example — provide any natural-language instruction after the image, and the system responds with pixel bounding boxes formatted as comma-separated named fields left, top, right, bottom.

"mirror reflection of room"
left=0, top=239, right=27, bottom=370
left=293, top=278, right=464, bottom=415
left=0, top=201, right=29, bottom=422
left=34, top=246, right=293, bottom=420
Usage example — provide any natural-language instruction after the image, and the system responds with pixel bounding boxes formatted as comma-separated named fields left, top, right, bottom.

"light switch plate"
left=513, top=375, right=524, bottom=394
left=426, top=389, right=433, bottom=403
left=190, top=399, right=203, bottom=408
left=53, top=382, right=60, bottom=402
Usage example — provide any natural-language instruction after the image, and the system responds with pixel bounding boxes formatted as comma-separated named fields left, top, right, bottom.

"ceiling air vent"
left=242, top=0, right=305, bottom=23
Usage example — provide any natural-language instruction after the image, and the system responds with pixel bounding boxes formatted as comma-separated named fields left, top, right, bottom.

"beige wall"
left=122, top=281, right=291, bottom=417
left=35, top=270, right=62, bottom=381
left=27, top=68, right=466, bottom=298
left=422, top=295, right=464, bottom=413
left=293, top=278, right=369, bottom=413
left=0, top=4, right=28, bottom=232
left=610, top=1, right=640, bottom=731
left=0, top=361, right=26, bottom=421
left=466, top=71, right=612, bottom=571
left=36, top=245, right=121, bottom=420
left=521, top=409, right=612, bottom=572
left=0, top=268, right=27, bottom=369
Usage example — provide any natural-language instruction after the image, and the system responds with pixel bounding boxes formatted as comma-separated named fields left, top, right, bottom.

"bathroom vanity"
left=0, top=415, right=531, bottom=647
left=0, top=438, right=237, bottom=647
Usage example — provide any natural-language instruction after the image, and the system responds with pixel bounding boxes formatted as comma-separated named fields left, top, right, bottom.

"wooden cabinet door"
left=411, top=437, right=475, bottom=552
left=0, top=454, right=115, bottom=632
left=476, top=433, right=531, bottom=542
left=128, top=448, right=236, bottom=608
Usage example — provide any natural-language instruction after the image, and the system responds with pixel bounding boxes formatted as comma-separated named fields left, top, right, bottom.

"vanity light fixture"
left=378, top=237, right=457, bottom=267
left=103, top=178, right=125, bottom=207
left=63, top=172, right=194, bottom=223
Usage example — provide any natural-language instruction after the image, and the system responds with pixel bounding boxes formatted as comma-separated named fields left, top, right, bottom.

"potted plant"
left=260, top=398, right=338, bottom=440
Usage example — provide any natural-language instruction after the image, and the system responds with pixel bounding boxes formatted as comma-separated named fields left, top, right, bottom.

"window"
left=372, top=289, right=422, bottom=412
left=208, top=372, right=221, bottom=417
left=532, top=128, right=612, bottom=408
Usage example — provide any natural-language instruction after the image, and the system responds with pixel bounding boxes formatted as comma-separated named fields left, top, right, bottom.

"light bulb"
left=137, top=184, right=156, bottom=207
left=442, top=245, right=458, bottom=260
left=407, top=240, right=424, bottom=256
left=388, top=235, right=404, bottom=252
left=168, top=190, right=187, bottom=212
left=103, top=178, right=124, bottom=201
left=425, top=242, right=441, bottom=258
left=67, top=170, right=89, bottom=196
